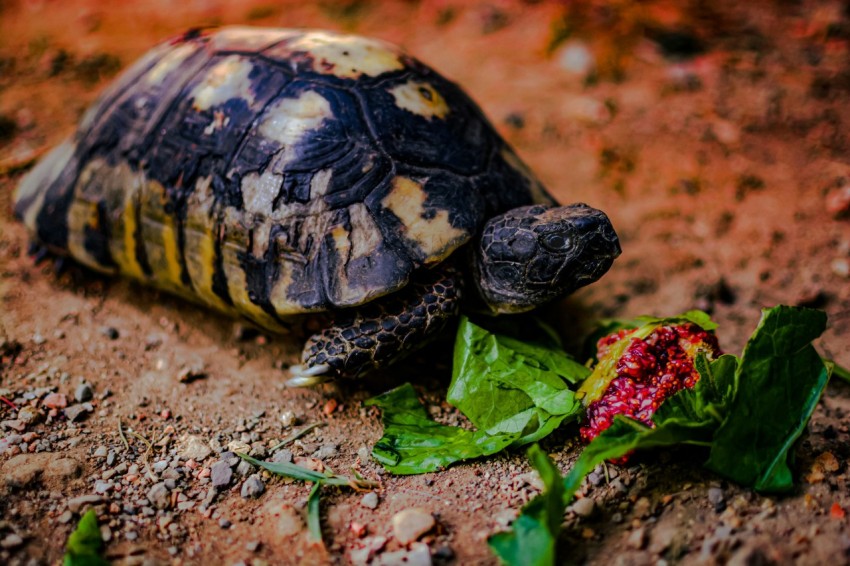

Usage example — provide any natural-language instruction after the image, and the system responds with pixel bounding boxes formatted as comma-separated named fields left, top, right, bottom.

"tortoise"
left=13, top=27, right=621, bottom=385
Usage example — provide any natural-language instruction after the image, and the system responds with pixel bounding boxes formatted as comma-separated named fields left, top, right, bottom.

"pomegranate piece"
left=579, top=322, right=722, bottom=446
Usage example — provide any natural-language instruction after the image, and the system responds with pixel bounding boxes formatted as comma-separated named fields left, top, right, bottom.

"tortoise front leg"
left=287, top=264, right=462, bottom=386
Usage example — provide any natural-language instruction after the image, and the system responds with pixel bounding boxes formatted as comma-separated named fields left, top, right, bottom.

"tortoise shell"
left=14, top=27, right=555, bottom=330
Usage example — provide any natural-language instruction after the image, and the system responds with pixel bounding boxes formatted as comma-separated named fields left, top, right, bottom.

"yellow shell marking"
left=382, top=176, right=466, bottom=261
left=389, top=81, right=450, bottom=120
left=92, top=160, right=147, bottom=281
left=269, top=31, right=404, bottom=79
left=116, top=187, right=146, bottom=281
left=220, top=208, right=288, bottom=331
left=183, top=176, right=232, bottom=312
left=240, top=169, right=283, bottom=216
left=190, top=55, right=256, bottom=112
left=139, top=180, right=186, bottom=293
left=257, top=90, right=333, bottom=147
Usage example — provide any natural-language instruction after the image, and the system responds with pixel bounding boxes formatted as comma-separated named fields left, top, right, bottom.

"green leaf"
left=63, top=509, right=108, bottom=566
left=307, top=482, right=323, bottom=544
left=827, top=359, right=850, bottom=384
left=366, top=383, right=516, bottom=475
left=488, top=445, right=565, bottom=566
left=449, top=316, right=587, bottom=444
left=705, top=306, right=831, bottom=492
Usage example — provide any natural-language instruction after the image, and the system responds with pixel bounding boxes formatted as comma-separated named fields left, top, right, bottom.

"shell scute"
left=15, top=27, right=553, bottom=327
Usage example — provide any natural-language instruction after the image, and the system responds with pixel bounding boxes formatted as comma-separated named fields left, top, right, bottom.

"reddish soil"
left=1, top=1, right=849, bottom=565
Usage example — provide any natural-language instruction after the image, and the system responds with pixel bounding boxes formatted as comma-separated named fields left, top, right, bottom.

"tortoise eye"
left=542, top=232, right=570, bottom=252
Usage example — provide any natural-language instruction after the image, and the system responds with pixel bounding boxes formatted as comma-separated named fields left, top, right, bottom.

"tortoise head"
left=473, top=203, right=621, bottom=314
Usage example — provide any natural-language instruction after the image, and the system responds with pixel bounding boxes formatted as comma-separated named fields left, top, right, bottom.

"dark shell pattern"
left=14, top=27, right=554, bottom=331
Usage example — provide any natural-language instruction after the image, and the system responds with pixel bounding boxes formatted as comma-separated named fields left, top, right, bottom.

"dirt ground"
left=1, top=1, right=850, bottom=564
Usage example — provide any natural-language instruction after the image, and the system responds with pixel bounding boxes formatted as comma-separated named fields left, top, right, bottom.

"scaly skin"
left=296, top=264, right=461, bottom=380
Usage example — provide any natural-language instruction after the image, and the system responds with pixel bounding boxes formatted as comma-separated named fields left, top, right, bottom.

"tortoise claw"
left=285, top=363, right=332, bottom=387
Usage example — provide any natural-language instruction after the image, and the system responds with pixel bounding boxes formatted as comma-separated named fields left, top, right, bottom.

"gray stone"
left=68, top=495, right=104, bottom=513
left=271, top=449, right=292, bottom=464
left=391, top=508, right=435, bottom=544
left=178, top=435, right=212, bottom=462
left=314, top=443, right=339, bottom=460
left=16, top=406, right=43, bottom=425
left=147, top=482, right=171, bottom=510
left=210, top=461, right=233, bottom=489
left=74, top=383, right=94, bottom=403
left=708, top=487, right=726, bottom=511
left=627, top=527, right=647, bottom=550
left=0, top=533, right=24, bottom=549
left=94, top=480, right=113, bottom=494
left=361, top=492, right=379, bottom=510
left=241, top=475, right=265, bottom=499
left=374, top=542, right=432, bottom=566
left=0, top=434, right=23, bottom=454
left=93, top=446, right=108, bottom=458
left=571, top=497, right=595, bottom=518
left=649, top=521, right=680, bottom=554
left=57, top=510, right=74, bottom=524
left=64, top=403, right=92, bottom=422
left=235, top=460, right=254, bottom=477
left=245, top=540, right=261, bottom=552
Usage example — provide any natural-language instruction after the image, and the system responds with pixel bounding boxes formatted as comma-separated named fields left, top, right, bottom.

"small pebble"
left=314, top=443, right=338, bottom=460
left=241, top=475, right=265, bottom=499
left=361, top=492, right=379, bottom=510
left=147, top=482, right=171, bottom=510
left=280, top=411, right=296, bottom=427
left=628, top=527, right=647, bottom=549
left=210, top=461, right=233, bottom=489
left=101, top=326, right=120, bottom=340
left=235, top=460, right=254, bottom=477
left=708, top=487, right=726, bottom=512
left=1, top=533, right=24, bottom=549
left=245, top=541, right=261, bottom=552
left=571, top=497, right=596, bottom=518
left=391, top=508, right=435, bottom=544
left=67, top=495, right=104, bottom=513
left=64, top=403, right=92, bottom=422
left=42, top=393, right=67, bottom=410
left=271, top=449, right=293, bottom=464
left=125, top=531, right=138, bottom=541
left=219, top=518, right=231, bottom=529
left=16, top=406, right=43, bottom=425
left=74, top=383, right=94, bottom=403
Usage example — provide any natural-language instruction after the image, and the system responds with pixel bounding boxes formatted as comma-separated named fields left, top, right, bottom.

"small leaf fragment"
left=488, top=445, right=565, bottom=566
left=63, top=509, right=108, bottom=566
left=307, top=482, right=323, bottom=544
left=366, top=383, right=516, bottom=474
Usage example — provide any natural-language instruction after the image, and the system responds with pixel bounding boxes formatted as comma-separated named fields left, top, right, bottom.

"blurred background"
left=2, top=2, right=850, bottom=564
